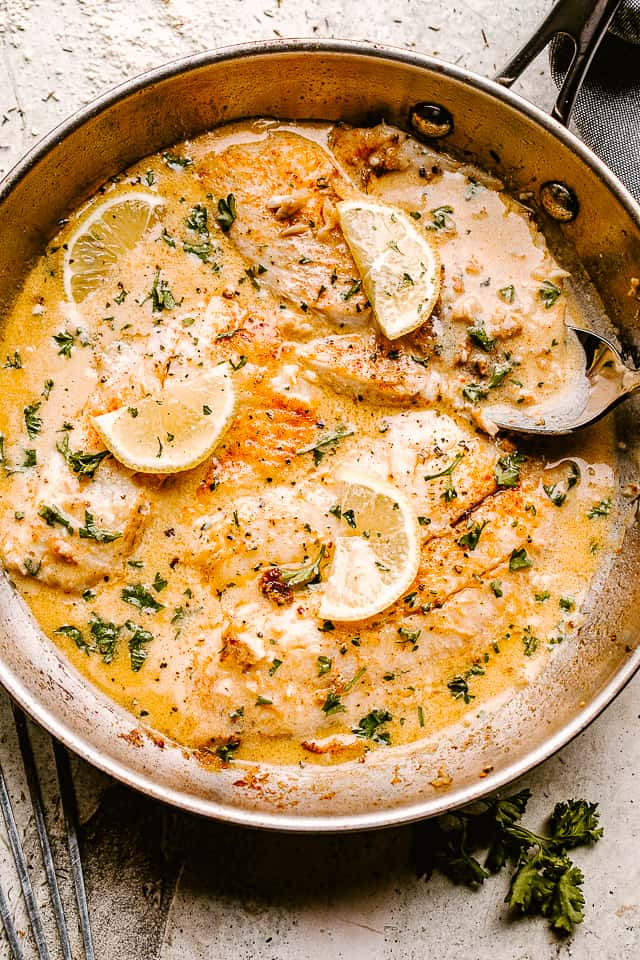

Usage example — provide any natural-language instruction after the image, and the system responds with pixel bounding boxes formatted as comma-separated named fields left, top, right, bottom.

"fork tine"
left=0, top=877, right=26, bottom=960
left=12, top=705, right=74, bottom=960
left=0, top=760, right=51, bottom=960
left=53, top=741, right=95, bottom=960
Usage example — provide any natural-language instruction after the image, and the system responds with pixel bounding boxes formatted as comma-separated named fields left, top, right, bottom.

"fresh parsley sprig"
left=413, top=789, right=603, bottom=935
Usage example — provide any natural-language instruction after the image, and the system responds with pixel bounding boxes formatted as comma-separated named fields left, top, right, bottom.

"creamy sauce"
left=0, top=120, right=618, bottom=767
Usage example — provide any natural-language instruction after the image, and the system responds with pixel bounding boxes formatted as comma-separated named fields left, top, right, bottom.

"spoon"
left=489, top=326, right=640, bottom=436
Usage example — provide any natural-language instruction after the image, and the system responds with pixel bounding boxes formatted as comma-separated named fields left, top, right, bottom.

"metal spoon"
left=489, top=326, right=640, bottom=436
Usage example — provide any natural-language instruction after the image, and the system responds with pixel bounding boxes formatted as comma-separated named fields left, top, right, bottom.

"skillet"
left=0, top=0, right=639, bottom=831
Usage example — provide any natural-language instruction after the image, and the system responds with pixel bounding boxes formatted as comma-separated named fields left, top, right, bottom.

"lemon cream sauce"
left=0, top=120, right=618, bottom=766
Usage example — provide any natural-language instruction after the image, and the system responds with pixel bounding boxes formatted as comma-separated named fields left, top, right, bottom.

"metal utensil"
left=490, top=326, right=640, bottom=435
left=0, top=703, right=94, bottom=960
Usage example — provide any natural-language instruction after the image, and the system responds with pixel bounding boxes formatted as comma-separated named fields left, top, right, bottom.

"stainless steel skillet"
left=0, top=2, right=639, bottom=832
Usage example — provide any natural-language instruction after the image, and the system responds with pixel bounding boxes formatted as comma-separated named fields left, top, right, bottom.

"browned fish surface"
left=198, top=131, right=370, bottom=323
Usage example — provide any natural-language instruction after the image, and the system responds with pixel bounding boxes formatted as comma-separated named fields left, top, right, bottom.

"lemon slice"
left=92, top=368, right=235, bottom=474
left=319, top=469, right=421, bottom=621
left=63, top=191, right=163, bottom=302
left=337, top=199, right=440, bottom=340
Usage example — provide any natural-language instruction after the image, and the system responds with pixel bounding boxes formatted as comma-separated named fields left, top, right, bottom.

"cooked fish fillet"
left=197, top=131, right=370, bottom=323
left=0, top=456, right=148, bottom=592
left=296, top=333, right=437, bottom=405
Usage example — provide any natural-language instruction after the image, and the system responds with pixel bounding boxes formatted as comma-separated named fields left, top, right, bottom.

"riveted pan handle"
left=495, top=0, right=622, bottom=126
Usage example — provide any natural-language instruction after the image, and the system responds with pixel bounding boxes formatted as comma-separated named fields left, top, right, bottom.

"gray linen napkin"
left=550, top=0, right=640, bottom=201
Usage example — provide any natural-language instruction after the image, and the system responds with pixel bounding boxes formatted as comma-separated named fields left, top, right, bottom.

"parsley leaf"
left=509, top=547, right=532, bottom=572
left=352, top=709, right=392, bottom=744
left=321, top=691, right=345, bottom=715
left=495, top=452, right=525, bottom=488
left=467, top=322, right=496, bottom=352
left=57, top=434, right=111, bottom=479
left=121, top=583, right=165, bottom=613
left=413, top=790, right=603, bottom=935
left=24, top=401, right=43, bottom=439
left=53, top=330, right=75, bottom=357
left=587, top=498, right=611, bottom=519
left=215, top=193, right=237, bottom=231
left=457, top=519, right=487, bottom=551
left=89, top=614, right=120, bottom=663
left=296, top=425, right=354, bottom=465
left=78, top=510, right=122, bottom=543
left=124, top=620, right=154, bottom=671
left=317, top=655, right=332, bottom=677
left=279, top=545, right=325, bottom=588
left=38, top=503, right=74, bottom=533
left=539, top=280, right=562, bottom=308
left=54, top=624, right=92, bottom=654
left=543, top=461, right=581, bottom=507
left=149, top=269, right=178, bottom=312
left=216, top=736, right=241, bottom=764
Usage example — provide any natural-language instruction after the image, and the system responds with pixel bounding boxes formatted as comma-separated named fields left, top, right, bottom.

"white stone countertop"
left=0, top=1, right=638, bottom=958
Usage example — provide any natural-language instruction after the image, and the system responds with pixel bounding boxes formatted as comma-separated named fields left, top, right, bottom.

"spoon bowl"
left=489, top=326, right=640, bottom=435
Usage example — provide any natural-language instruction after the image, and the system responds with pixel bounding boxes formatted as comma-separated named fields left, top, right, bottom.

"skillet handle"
left=495, top=0, right=623, bottom=126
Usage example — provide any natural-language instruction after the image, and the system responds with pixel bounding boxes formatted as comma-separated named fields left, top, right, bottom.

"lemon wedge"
left=337, top=199, right=440, bottom=340
left=63, top=191, right=163, bottom=303
left=92, top=368, right=235, bottom=474
left=319, top=469, right=421, bottom=621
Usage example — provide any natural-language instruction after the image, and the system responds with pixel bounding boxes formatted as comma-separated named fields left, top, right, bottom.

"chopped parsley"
left=149, top=269, right=178, bottom=312
left=462, top=383, right=489, bottom=404
left=488, top=361, right=513, bottom=388
left=89, top=614, right=120, bottom=663
left=539, top=280, right=562, bottom=308
left=268, top=658, right=283, bottom=676
left=498, top=284, right=515, bottom=303
left=317, top=655, right=332, bottom=677
left=424, top=451, right=464, bottom=483
left=321, top=691, right=345, bottom=715
left=124, top=620, right=154, bottom=671
left=457, top=519, right=487, bottom=551
left=24, top=401, right=43, bottom=439
left=523, top=625, right=538, bottom=656
left=495, top=451, right=525, bottom=488
left=341, top=278, right=362, bottom=301
left=467, top=322, right=496, bottom=352
left=56, top=436, right=110, bottom=479
left=509, top=547, right=533, bottom=572
left=79, top=510, right=122, bottom=543
left=352, top=709, right=392, bottom=744
left=587, top=498, right=611, bottom=518
left=216, top=736, right=241, bottom=764
left=54, top=624, right=91, bottom=654
left=163, top=152, right=192, bottom=168
left=296, top=425, right=354, bottom=465
left=121, top=583, right=165, bottom=613
left=186, top=203, right=209, bottom=233
left=426, top=205, right=454, bottom=230
left=3, top=351, right=21, bottom=369
left=279, top=545, right=325, bottom=588
left=543, top=461, right=580, bottom=507
left=38, top=503, right=74, bottom=533
left=447, top=674, right=474, bottom=704
left=215, top=193, right=237, bottom=232
left=52, top=330, right=75, bottom=357
left=490, top=580, right=503, bottom=597
left=183, top=241, right=215, bottom=262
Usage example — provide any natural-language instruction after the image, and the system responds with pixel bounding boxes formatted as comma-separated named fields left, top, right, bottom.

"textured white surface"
left=0, top=1, right=638, bottom=958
